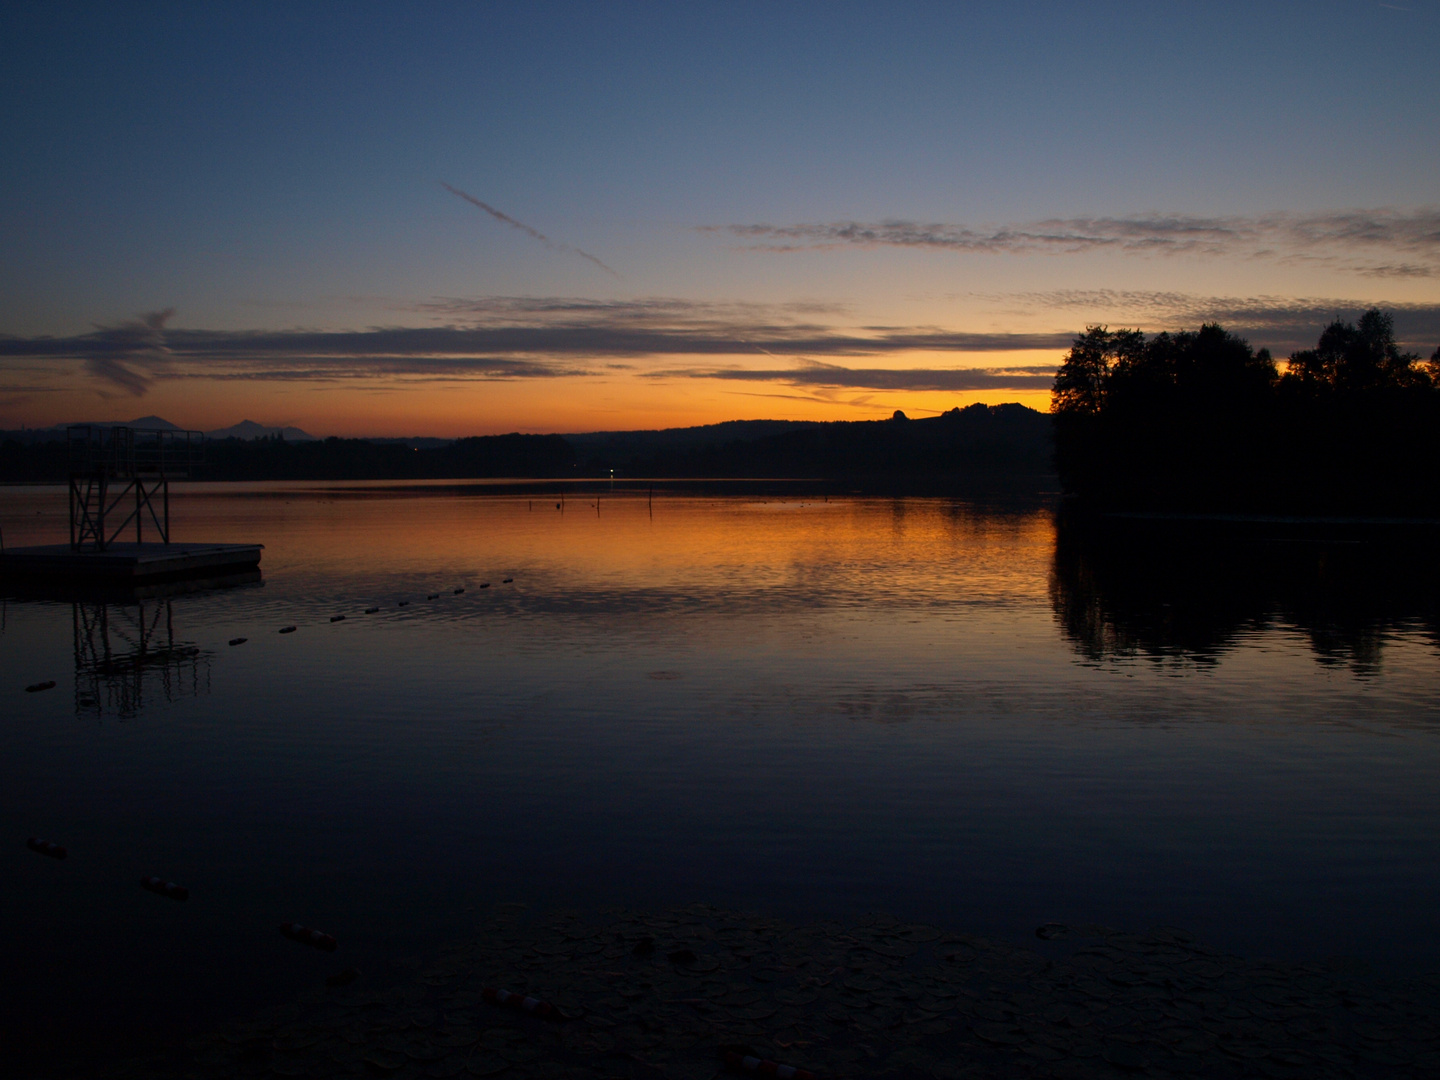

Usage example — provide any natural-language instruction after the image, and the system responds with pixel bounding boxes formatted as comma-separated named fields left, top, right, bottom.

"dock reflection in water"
left=71, top=598, right=210, bottom=720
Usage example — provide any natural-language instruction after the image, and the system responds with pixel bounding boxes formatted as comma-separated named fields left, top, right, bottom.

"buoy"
left=330, top=615, right=346, bottom=623
left=24, top=680, right=57, bottom=693
left=427, top=593, right=439, bottom=600
left=503, top=578, right=513, bottom=584
left=398, top=601, right=409, bottom=607
left=141, top=876, right=189, bottom=901
left=26, top=837, right=66, bottom=859
left=722, top=1050, right=815, bottom=1080
left=229, top=637, right=247, bottom=646
left=326, top=966, right=361, bottom=987
left=364, top=607, right=379, bottom=614
left=482, top=986, right=561, bottom=1020
left=279, top=626, right=297, bottom=634
left=280, top=922, right=338, bottom=951
left=453, top=587, right=465, bottom=594
left=479, top=582, right=490, bottom=589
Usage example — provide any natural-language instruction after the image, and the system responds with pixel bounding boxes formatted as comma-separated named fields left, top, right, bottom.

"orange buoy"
left=482, top=986, right=561, bottom=1019
left=26, top=837, right=67, bottom=859
left=141, top=876, right=189, bottom=901
left=280, top=922, right=338, bottom=951
left=24, top=681, right=56, bottom=693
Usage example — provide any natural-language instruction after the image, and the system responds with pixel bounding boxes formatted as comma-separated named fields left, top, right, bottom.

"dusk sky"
left=2, top=1, right=1437, bottom=436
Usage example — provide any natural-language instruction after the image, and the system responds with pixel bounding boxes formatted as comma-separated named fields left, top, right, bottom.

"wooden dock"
left=0, top=542, right=263, bottom=583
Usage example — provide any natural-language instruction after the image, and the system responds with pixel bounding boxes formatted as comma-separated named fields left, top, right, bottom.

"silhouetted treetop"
left=1051, top=308, right=1440, bottom=513
left=1284, top=309, right=1429, bottom=393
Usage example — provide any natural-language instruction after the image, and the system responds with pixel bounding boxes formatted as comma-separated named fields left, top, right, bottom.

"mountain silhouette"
left=205, top=420, right=317, bottom=441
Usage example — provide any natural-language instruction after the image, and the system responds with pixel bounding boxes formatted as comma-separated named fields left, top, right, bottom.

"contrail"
left=441, top=182, right=619, bottom=278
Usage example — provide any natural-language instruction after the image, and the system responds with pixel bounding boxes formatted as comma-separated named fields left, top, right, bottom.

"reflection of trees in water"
left=72, top=600, right=210, bottom=719
left=1050, top=513, right=1440, bottom=674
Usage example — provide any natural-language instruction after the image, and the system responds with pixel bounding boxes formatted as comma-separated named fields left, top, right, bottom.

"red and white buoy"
left=280, top=922, right=338, bottom=951
left=26, top=837, right=67, bottom=859
left=481, top=986, right=561, bottom=1020
left=141, top=876, right=189, bottom=900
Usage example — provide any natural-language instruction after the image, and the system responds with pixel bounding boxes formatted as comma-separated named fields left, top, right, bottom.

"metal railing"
left=67, top=425, right=204, bottom=479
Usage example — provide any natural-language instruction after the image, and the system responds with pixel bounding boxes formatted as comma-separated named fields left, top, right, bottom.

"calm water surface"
left=3, top=483, right=1439, bottom=1061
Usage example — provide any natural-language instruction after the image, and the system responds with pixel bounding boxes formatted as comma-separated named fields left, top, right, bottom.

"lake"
left=3, top=482, right=1439, bottom=1067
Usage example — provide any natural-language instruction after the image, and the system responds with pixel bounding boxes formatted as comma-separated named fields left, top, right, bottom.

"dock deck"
left=0, top=542, right=263, bottom=582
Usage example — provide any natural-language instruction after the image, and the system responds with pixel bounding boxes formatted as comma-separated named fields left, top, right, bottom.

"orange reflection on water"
left=162, top=484, right=1057, bottom=607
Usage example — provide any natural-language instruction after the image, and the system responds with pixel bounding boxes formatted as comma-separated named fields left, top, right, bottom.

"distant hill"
left=567, top=419, right=807, bottom=455
left=569, top=403, right=1055, bottom=491
left=206, top=420, right=318, bottom=441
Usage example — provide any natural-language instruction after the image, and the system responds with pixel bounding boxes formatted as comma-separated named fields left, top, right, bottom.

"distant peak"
left=206, top=420, right=318, bottom=441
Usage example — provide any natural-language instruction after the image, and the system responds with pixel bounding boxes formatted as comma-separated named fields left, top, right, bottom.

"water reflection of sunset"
left=167, top=485, right=1057, bottom=606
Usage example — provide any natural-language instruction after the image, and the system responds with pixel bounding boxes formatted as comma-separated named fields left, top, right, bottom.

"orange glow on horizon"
left=4, top=352, right=1059, bottom=437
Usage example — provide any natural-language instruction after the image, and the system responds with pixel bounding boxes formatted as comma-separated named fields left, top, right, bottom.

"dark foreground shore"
left=101, top=906, right=1440, bottom=1080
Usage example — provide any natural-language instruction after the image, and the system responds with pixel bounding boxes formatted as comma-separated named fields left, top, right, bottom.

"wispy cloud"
left=649, top=362, right=1059, bottom=392
left=986, top=290, right=1440, bottom=352
left=441, top=183, right=620, bottom=278
left=0, top=298, right=1076, bottom=397
left=13, top=292, right=1432, bottom=401
left=703, top=208, right=1440, bottom=275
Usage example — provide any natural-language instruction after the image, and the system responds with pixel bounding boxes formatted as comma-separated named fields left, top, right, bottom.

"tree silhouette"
left=1052, top=309, right=1440, bottom=514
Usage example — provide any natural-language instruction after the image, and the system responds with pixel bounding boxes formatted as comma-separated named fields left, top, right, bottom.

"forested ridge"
left=0, top=404, right=1054, bottom=490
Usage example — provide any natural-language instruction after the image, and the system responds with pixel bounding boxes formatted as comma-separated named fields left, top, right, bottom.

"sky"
left=1, top=0, right=1438, bottom=437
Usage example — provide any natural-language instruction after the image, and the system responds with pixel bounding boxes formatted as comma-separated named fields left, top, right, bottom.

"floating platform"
left=0, top=542, right=262, bottom=584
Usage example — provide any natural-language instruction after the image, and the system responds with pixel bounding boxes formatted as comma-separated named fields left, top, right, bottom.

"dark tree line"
left=2, top=405, right=1057, bottom=488
left=0, top=432, right=577, bottom=483
left=1052, top=310, right=1440, bottom=513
